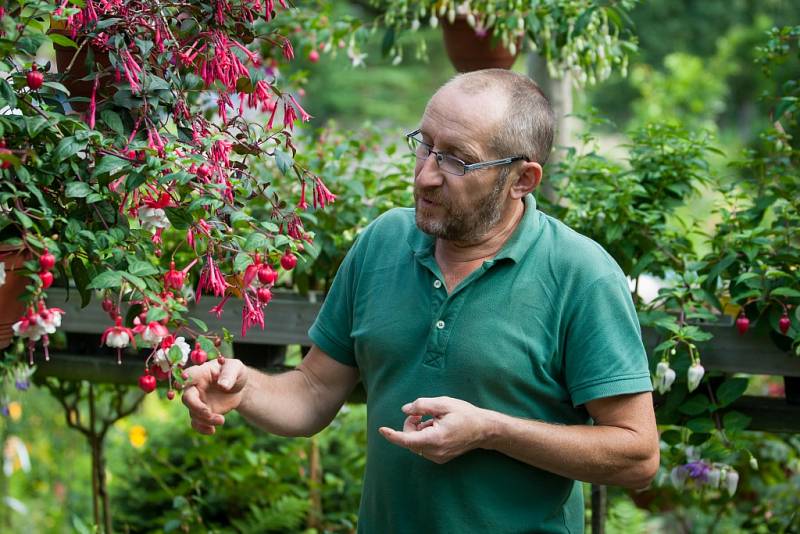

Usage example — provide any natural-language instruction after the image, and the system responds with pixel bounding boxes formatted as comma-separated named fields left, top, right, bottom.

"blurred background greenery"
left=2, top=0, right=800, bottom=532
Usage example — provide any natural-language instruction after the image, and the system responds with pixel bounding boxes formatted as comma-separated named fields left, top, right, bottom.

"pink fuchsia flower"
left=241, top=292, right=265, bottom=337
left=141, top=321, right=170, bottom=346
left=101, top=316, right=136, bottom=364
left=288, top=94, right=312, bottom=123
left=313, top=176, right=336, bottom=209
left=209, top=294, right=231, bottom=318
left=298, top=179, right=309, bottom=210
left=197, top=254, right=229, bottom=301
left=152, top=335, right=191, bottom=371
left=164, top=259, right=196, bottom=290
left=35, top=302, right=65, bottom=335
left=282, top=38, right=294, bottom=60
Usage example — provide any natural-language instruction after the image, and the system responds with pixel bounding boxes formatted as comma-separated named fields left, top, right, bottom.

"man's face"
left=413, top=86, right=511, bottom=243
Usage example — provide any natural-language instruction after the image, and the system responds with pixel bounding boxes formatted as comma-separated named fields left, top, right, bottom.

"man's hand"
left=378, top=396, right=492, bottom=463
left=181, top=357, right=249, bottom=435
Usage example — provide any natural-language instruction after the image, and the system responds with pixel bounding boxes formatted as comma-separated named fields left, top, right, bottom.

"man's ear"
left=509, top=161, right=543, bottom=199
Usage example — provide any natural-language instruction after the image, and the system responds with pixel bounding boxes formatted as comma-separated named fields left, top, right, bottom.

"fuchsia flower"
left=298, top=179, right=309, bottom=210
left=141, top=321, right=169, bottom=346
left=197, top=254, right=229, bottom=301
left=241, top=292, right=265, bottom=337
left=152, top=335, right=191, bottom=371
left=282, top=38, right=294, bottom=60
left=288, top=94, right=312, bottom=123
left=101, top=316, right=136, bottom=364
left=313, top=176, right=336, bottom=208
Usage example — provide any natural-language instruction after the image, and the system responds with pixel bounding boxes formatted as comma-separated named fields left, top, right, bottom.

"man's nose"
left=414, top=152, right=444, bottom=188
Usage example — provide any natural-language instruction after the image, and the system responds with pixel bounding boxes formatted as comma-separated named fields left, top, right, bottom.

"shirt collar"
left=407, top=194, right=541, bottom=263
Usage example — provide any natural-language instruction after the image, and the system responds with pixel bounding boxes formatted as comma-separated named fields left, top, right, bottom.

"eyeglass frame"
left=405, top=129, right=528, bottom=176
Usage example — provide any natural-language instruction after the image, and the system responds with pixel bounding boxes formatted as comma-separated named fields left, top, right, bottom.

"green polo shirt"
left=309, top=194, right=652, bottom=534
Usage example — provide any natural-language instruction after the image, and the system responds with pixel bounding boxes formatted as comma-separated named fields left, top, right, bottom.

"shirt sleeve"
left=308, top=237, right=361, bottom=368
left=564, top=272, right=653, bottom=406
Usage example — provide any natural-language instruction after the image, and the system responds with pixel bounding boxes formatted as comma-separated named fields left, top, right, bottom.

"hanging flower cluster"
left=1, top=0, right=340, bottom=400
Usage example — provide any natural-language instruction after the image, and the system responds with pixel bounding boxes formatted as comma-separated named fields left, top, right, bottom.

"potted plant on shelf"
left=370, top=0, right=638, bottom=80
left=0, top=0, right=338, bottom=401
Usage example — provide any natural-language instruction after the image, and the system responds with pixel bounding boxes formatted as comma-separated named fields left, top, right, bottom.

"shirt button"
left=433, top=280, right=442, bottom=289
left=436, top=320, right=445, bottom=329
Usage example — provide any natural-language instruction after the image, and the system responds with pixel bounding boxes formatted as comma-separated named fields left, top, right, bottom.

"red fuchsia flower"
left=164, top=259, right=197, bottom=290
left=210, top=139, right=232, bottom=168
left=121, top=47, right=142, bottom=93
left=298, top=179, right=309, bottom=210
left=187, top=219, right=212, bottom=250
left=288, top=94, right=312, bottom=123
left=138, top=192, right=172, bottom=231
left=282, top=38, right=294, bottom=61
left=209, top=295, right=231, bottom=318
left=141, top=321, right=170, bottom=346
left=241, top=292, right=265, bottom=336
left=313, top=176, right=336, bottom=209
left=101, top=316, right=136, bottom=364
left=87, top=74, right=99, bottom=129
left=283, top=100, right=298, bottom=130
left=197, top=254, right=229, bottom=302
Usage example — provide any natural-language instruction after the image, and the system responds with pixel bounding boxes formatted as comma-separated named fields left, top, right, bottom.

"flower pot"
left=0, top=245, right=29, bottom=349
left=441, top=17, right=519, bottom=72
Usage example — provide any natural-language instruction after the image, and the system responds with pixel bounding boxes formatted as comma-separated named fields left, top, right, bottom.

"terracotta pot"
left=51, top=30, right=112, bottom=112
left=441, top=17, right=519, bottom=72
left=0, top=245, right=29, bottom=349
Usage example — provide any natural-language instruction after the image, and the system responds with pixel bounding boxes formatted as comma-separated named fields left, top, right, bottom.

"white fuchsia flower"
left=687, top=362, right=705, bottom=392
left=152, top=336, right=191, bottom=371
left=138, top=206, right=171, bottom=230
left=141, top=321, right=170, bottom=346
left=723, top=469, right=739, bottom=497
left=655, top=361, right=676, bottom=394
left=35, top=302, right=64, bottom=335
left=101, top=316, right=137, bottom=364
left=12, top=308, right=44, bottom=342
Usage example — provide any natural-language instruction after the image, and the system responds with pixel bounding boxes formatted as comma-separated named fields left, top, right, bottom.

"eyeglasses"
left=405, top=129, right=527, bottom=176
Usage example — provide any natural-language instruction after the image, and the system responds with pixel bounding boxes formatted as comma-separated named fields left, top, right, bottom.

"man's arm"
left=183, top=344, right=360, bottom=437
left=379, top=392, right=659, bottom=489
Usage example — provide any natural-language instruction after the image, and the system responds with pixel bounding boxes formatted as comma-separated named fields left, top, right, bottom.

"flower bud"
left=687, top=362, right=705, bottom=392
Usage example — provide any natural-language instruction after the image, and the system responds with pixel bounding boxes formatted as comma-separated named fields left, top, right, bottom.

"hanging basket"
left=0, top=245, right=29, bottom=350
left=441, top=17, right=519, bottom=72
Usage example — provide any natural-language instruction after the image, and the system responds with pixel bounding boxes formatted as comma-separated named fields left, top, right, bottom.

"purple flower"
left=684, top=460, right=712, bottom=482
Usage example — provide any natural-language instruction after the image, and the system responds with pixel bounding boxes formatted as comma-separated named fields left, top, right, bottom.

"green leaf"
left=127, top=259, right=159, bottom=277
left=168, top=345, right=185, bottom=364
left=92, top=155, right=129, bottom=177
left=234, top=252, right=252, bottom=273
left=771, top=287, right=800, bottom=298
left=53, top=136, right=86, bottom=163
left=190, top=318, right=209, bottom=333
left=380, top=27, right=395, bottom=57
left=70, top=257, right=92, bottom=307
left=715, top=378, right=749, bottom=408
left=120, top=271, right=146, bottom=291
left=100, top=110, right=125, bottom=136
left=686, top=417, right=715, bottom=433
left=65, top=181, right=93, bottom=198
left=660, top=429, right=682, bottom=445
left=146, top=307, right=168, bottom=323
left=774, top=97, right=797, bottom=120
left=706, top=252, right=737, bottom=281
left=49, top=32, right=77, bottom=48
left=87, top=271, right=123, bottom=289
left=196, top=335, right=217, bottom=356
left=678, top=395, right=710, bottom=416
left=0, top=79, right=17, bottom=109
left=722, top=411, right=752, bottom=432
left=164, top=207, right=192, bottom=230
left=274, top=149, right=293, bottom=176
left=244, top=232, right=268, bottom=251
left=42, top=81, right=71, bottom=95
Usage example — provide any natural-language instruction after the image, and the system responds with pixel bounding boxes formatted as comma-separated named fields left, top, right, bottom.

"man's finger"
left=378, top=426, right=429, bottom=450
left=402, top=396, right=452, bottom=416
left=217, top=358, right=242, bottom=390
left=181, top=385, right=206, bottom=412
left=191, top=419, right=216, bottom=435
left=402, top=414, right=422, bottom=432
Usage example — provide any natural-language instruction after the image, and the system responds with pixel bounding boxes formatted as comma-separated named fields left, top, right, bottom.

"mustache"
left=414, top=185, right=446, bottom=205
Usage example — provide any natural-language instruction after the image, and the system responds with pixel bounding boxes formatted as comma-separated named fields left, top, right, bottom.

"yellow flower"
left=8, top=402, right=22, bottom=422
left=128, top=425, right=147, bottom=448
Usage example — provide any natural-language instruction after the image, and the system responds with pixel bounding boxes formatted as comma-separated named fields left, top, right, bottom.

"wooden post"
left=591, top=484, right=606, bottom=534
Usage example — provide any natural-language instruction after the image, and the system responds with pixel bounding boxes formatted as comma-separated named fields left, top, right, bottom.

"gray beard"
left=414, top=171, right=509, bottom=243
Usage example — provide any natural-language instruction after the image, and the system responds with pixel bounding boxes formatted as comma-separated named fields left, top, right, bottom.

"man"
left=182, top=69, right=659, bottom=533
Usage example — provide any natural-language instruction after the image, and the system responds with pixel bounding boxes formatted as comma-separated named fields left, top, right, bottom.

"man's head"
left=413, top=69, right=555, bottom=243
